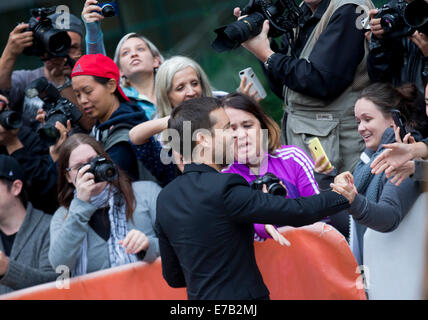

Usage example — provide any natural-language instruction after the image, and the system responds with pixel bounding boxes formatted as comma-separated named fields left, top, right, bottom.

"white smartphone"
left=239, top=67, right=267, bottom=100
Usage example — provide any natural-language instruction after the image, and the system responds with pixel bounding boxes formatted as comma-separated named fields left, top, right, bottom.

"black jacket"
left=368, top=35, right=428, bottom=94
left=0, top=126, right=58, bottom=214
left=262, top=0, right=366, bottom=100
left=93, top=101, right=148, bottom=181
left=155, top=163, right=350, bottom=300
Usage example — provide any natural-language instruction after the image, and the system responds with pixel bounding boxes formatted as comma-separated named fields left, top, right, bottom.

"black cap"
left=0, top=155, right=25, bottom=182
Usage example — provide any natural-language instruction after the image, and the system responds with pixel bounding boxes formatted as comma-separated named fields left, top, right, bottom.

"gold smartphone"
left=308, top=137, right=332, bottom=170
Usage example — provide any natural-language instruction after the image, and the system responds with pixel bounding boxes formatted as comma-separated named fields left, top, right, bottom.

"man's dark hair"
left=0, top=178, right=28, bottom=208
left=168, top=97, right=222, bottom=159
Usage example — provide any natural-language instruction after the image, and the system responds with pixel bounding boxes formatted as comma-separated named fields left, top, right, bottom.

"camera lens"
left=268, top=183, right=287, bottom=197
left=101, top=4, right=115, bottom=17
left=0, top=111, right=23, bottom=130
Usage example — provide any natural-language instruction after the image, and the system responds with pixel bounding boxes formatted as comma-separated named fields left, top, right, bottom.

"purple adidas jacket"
left=223, top=145, right=320, bottom=240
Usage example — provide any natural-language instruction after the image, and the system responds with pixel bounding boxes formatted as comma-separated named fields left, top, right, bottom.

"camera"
left=404, top=0, right=428, bottom=35
left=97, top=1, right=119, bottom=18
left=0, top=99, right=22, bottom=130
left=82, top=156, right=118, bottom=183
left=251, top=172, right=287, bottom=196
left=374, top=0, right=414, bottom=39
left=25, top=77, right=82, bottom=146
left=22, top=7, right=71, bottom=57
left=212, top=0, right=302, bottom=52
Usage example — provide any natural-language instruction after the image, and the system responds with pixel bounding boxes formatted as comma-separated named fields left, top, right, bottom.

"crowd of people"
left=0, top=0, right=427, bottom=299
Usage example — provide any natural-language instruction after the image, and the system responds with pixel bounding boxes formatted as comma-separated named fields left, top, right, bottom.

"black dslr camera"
left=212, top=0, right=302, bottom=52
left=83, top=156, right=118, bottom=183
left=25, top=77, right=82, bottom=146
left=375, top=0, right=413, bottom=38
left=22, top=7, right=71, bottom=57
left=251, top=172, right=287, bottom=196
left=0, top=99, right=22, bottom=130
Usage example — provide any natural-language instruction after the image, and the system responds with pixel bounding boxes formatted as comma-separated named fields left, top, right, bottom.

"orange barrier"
left=0, top=222, right=366, bottom=300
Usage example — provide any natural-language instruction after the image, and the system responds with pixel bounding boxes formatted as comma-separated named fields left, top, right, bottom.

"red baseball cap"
left=71, top=54, right=129, bottom=102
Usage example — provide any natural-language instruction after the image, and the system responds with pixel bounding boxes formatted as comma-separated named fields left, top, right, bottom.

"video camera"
left=22, top=7, right=71, bottom=58
left=212, top=0, right=302, bottom=53
left=373, top=0, right=428, bottom=39
left=25, top=77, right=82, bottom=146
left=251, top=172, right=287, bottom=196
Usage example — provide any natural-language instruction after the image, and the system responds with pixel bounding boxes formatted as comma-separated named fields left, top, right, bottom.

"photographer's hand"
left=410, top=31, right=428, bottom=57
left=4, top=23, right=33, bottom=58
left=369, top=9, right=384, bottom=39
left=233, top=7, right=274, bottom=63
left=0, top=24, right=33, bottom=89
left=82, top=0, right=104, bottom=23
left=75, top=164, right=97, bottom=203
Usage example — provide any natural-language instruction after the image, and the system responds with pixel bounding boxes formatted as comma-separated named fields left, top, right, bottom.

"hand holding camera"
left=4, top=23, right=33, bottom=58
left=82, top=0, right=104, bottom=23
left=75, top=157, right=118, bottom=202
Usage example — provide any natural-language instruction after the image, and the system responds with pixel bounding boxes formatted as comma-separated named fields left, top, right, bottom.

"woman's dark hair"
left=358, top=82, right=421, bottom=130
left=92, top=76, right=128, bottom=103
left=220, top=93, right=281, bottom=154
left=56, top=134, right=136, bottom=220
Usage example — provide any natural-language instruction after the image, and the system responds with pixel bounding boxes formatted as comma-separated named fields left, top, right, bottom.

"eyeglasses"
left=66, top=156, right=97, bottom=173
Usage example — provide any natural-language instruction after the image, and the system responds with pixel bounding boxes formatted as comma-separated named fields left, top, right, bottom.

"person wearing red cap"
left=70, top=54, right=149, bottom=181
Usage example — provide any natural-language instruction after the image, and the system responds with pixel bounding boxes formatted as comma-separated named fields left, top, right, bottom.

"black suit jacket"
left=155, top=163, right=349, bottom=300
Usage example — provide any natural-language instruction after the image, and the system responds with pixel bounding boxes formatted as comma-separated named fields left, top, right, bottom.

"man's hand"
left=369, top=9, right=384, bottom=39
left=0, top=251, right=9, bottom=276
left=410, top=31, right=428, bottom=57
left=4, top=23, right=33, bottom=58
left=233, top=7, right=274, bottom=63
left=330, top=180, right=358, bottom=204
left=264, top=225, right=291, bottom=246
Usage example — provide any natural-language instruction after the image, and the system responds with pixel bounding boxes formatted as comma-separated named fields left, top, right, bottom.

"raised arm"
left=81, top=0, right=106, bottom=55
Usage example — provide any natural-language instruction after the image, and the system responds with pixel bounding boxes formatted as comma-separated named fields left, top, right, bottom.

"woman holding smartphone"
left=322, top=83, right=422, bottom=265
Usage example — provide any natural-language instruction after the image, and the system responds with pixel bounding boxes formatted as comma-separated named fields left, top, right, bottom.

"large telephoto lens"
left=212, top=12, right=265, bottom=52
left=35, top=24, right=71, bottom=57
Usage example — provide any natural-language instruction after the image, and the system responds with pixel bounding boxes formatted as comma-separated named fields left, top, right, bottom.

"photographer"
left=367, top=0, right=428, bottom=94
left=0, top=95, right=59, bottom=214
left=0, top=9, right=94, bottom=133
left=49, top=134, right=159, bottom=276
left=235, top=0, right=374, bottom=173
left=0, top=155, right=57, bottom=295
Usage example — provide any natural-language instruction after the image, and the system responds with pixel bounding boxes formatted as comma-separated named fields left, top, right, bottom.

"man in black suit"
left=155, top=97, right=352, bottom=300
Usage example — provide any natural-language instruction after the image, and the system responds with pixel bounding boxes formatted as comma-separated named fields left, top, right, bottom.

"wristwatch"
left=264, top=53, right=275, bottom=70
left=56, top=77, right=72, bottom=91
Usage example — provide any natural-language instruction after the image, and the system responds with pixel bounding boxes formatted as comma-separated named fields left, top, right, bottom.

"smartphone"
left=239, top=67, right=267, bottom=100
left=308, top=137, right=333, bottom=170
left=391, top=109, right=408, bottom=142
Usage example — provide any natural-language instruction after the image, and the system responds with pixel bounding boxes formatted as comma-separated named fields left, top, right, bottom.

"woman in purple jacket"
left=221, top=93, right=349, bottom=239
